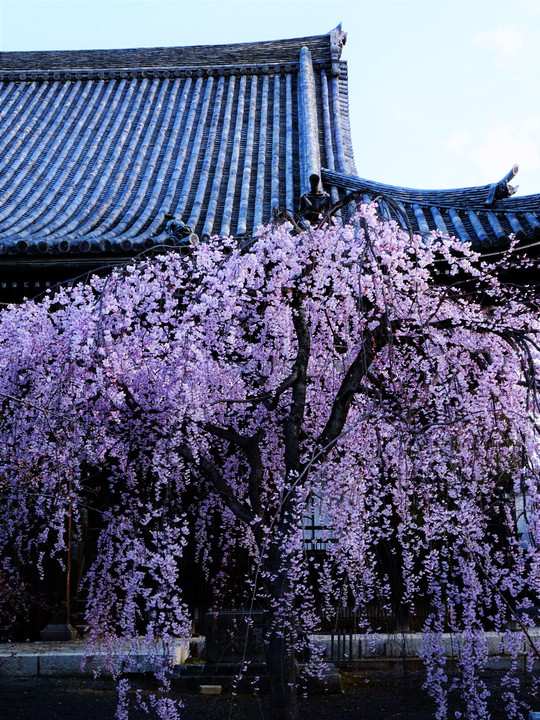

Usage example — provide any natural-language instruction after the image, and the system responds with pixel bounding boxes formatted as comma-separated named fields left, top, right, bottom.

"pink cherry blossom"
left=1, top=202, right=539, bottom=720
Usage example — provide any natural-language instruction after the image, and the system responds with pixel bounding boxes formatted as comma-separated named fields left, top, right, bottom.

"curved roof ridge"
left=0, top=32, right=337, bottom=73
left=322, top=168, right=540, bottom=210
left=321, top=167, right=540, bottom=252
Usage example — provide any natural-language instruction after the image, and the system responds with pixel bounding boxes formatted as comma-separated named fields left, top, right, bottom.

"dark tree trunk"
left=262, top=533, right=300, bottom=720
left=266, top=622, right=298, bottom=720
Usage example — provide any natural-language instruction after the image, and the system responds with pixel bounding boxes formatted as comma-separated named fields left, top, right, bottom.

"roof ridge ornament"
left=329, top=23, right=347, bottom=76
left=165, top=216, right=199, bottom=246
left=485, top=164, right=519, bottom=206
left=299, top=173, right=331, bottom=225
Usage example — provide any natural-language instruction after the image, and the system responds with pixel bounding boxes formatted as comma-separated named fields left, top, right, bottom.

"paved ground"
left=1, top=669, right=538, bottom=720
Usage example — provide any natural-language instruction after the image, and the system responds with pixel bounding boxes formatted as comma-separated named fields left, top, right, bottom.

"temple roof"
left=0, top=27, right=354, bottom=263
left=323, top=167, right=540, bottom=254
left=0, top=26, right=539, bottom=300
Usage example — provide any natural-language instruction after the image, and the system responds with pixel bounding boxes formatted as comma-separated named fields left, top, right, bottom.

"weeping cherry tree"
left=1, top=202, right=540, bottom=720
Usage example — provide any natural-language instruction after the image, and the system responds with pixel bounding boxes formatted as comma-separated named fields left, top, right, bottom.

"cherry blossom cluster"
left=0, top=203, right=539, bottom=719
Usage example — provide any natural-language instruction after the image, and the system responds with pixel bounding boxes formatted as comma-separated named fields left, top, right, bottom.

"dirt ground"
left=0, top=669, right=537, bottom=719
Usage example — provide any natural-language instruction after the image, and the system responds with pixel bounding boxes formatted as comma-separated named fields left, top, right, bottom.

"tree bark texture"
left=266, top=624, right=299, bottom=720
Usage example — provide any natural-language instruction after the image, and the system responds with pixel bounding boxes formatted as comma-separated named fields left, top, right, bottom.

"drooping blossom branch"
left=0, top=203, right=539, bottom=720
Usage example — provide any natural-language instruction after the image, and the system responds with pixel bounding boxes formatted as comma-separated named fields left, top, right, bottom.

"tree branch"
left=316, top=321, right=388, bottom=455
left=209, top=368, right=299, bottom=410
left=176, top=443, right=256, bottom=528
left=204, top=424, right=265, bottom=520
left=284, top=294, right=310, bottom=476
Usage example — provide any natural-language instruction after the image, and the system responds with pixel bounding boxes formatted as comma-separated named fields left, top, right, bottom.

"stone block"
left=205, top=611, right=265, bottom=664
left=0, top=653, right=39, bottom=677
left=360, top=634, right=387, bottom=657
left=39, top=624, right=77, bottom=641
left=120, top=642, right=189, bottom=673
left=484, top=632, right=503, bottom=656
left=386, top=634, right=423, bottom=657
left=171, top=641, right=189, bottom=666
left=39, top=652, right=87, bottom=677
left=485, top=657, right=514, bottom=671
left=200, top=684, right=222, bottom=695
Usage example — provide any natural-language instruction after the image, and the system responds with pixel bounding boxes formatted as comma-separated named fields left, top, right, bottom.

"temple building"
left=3, top=26, right=540, bottom=639
left=0, top=25, right=539, bottom=304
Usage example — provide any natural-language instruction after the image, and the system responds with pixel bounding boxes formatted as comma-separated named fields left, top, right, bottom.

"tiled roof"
left=322, top=167, right=540, bottom=253
left=0, top=27, right=354, bottom=261
left=0, top=24, right=539, bottom=279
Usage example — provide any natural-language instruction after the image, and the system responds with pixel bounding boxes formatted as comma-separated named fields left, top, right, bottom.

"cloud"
left=473, top=22, right=525, bottom=66
left=471, top=124, right=540, bottom=179
left=444, top=130, right=473, bottom=155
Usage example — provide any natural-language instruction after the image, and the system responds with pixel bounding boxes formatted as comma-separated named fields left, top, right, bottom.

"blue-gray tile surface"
left=323, top=168, right=540, bottom=252
left=0, top=28, right=354, bottom=258
left=0, top=25, right=539, bottom=276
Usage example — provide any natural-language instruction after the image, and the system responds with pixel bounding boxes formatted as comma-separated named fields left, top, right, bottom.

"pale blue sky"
left=1, top=0, right=539, bottom=196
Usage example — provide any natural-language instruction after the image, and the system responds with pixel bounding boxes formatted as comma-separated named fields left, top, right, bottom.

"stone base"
left=299, top=663, right=342, bottom=695
left=172, top=661, right=341, bottom=695
left=174, top=661, right=268, bottom=693
left=39, top=624, right=77, bottom=641
left=200, top=684, right=222, bottom=695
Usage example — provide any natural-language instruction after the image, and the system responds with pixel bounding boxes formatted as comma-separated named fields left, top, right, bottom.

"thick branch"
left=204, top=423, right=251, bottom=448
left=245, top=441, right=264, bottom=521
left=284, top=296, right=310, bottom=475
left=176, top=443, right=256, bottom=528
left=262, top=369, right=299, bottom=410
left=204, top=423, right=265, bottom=519
left=210, top=369, right=299, bottom=410
left=317, top=321, right=388, bottom=455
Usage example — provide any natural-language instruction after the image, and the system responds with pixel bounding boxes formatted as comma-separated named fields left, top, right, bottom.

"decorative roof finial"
left=299, top=173, right=331, bottom=225
left=329, top=24, right=347, bottom=76
left=485, top=164, right=519, bottom=205
left=165, top=216, right=199, bottom=245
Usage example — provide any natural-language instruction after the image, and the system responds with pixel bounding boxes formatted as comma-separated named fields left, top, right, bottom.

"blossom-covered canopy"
left=1, top=205, right=540, bottom=718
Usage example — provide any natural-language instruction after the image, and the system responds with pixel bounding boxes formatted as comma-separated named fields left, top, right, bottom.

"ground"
left=1, top=669, right=538, bottom=719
